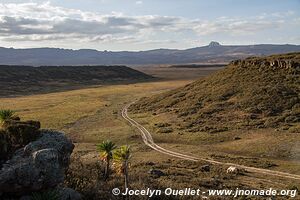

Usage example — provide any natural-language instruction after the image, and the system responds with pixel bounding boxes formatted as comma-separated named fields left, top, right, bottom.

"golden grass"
left=1, top=66, right=299, bottom=195
left=0, top=80, right=191, bottom=141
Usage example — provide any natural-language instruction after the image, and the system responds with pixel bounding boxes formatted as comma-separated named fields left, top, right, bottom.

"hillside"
left=0, top=42, right=300, bottom=66
left=131, top=53, right=300, bottom=133
left=0, top=65, right=153, bottom=96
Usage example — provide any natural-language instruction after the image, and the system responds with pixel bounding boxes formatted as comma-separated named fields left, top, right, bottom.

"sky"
left=0, top=0, right=299, bottom=51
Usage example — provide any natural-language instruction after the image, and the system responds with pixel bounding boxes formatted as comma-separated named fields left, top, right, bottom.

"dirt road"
left=122, top=103, right=300, bottom=181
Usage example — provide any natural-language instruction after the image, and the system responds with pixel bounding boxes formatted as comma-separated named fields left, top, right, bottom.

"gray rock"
left=148, top=168, right=165, bottom=177
left=0, top=130, right=74, bottom=196
left=200, top=165, right=210, bottom=172
left=59, top=187, right=82, bottom=200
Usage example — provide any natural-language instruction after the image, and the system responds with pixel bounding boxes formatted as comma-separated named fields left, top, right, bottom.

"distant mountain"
left=0, top=42, right=300, bottom=66
left=0, top=65, right=153, bottom=96
left=131, top=52, right=300, bottom=133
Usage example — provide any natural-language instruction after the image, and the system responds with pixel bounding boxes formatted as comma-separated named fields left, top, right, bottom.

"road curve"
left=122, top=103, right=300, bottom=181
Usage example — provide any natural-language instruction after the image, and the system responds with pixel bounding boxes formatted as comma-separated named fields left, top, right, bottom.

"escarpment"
left=131, top=53, right=300, bottom=133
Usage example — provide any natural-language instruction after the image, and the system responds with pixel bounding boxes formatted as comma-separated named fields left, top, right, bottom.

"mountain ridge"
left=1, top=42, right=300, bottom=66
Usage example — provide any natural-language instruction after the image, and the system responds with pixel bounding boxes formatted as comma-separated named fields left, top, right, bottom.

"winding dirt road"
left=122, top=103, right=300, bottom=181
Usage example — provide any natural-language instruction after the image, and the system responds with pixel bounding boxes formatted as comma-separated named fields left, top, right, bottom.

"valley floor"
left=1, top=66, right=299, bottom=199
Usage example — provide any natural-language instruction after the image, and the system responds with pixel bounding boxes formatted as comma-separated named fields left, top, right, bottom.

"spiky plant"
left=0, top=109, right=16, bottom=127
left=113, top=145, right=131, bottom=189
left=97, top=140, right=116, bottom=180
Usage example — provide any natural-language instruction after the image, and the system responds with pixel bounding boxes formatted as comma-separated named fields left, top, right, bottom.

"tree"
left=113, top=145, right=131, bottom=189
left=97, top=140, right=116, bottom=180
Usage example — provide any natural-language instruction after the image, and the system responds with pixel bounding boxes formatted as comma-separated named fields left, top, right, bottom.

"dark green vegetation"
left=97, top=140, right=117, bottom=180
left=0, top=109, right=16, bottom=123
left=31, top=190, right=61, bottom=200
left=0, top=111, right=41, bottom=166
left=113, top=145, right=131, bottom=190
left=131, top=53, right=300, bottom=133
left=0, top=65, right=153, bottom=96
left=65, top=155, right=298, bottom=200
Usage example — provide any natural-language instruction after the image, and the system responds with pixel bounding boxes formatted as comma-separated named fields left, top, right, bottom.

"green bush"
left=4, top=120, right=41, bottom=148
left=0, top=119, right=41, bottom=164
left=0, top=109, right=16, bottom=123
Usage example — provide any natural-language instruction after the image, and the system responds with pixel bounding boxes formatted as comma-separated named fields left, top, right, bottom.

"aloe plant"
left=97, top=140, right=116, bottom=180
left=113, top=145, right=131, bottom=189
left=0, top=109, right=15, bottom=123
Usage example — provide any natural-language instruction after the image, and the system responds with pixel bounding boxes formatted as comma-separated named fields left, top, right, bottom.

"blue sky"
left=0, top=0, right=299, bottom=50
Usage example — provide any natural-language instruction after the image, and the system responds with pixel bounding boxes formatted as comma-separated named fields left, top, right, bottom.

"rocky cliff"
left=0, top=120, right=80, bottom=199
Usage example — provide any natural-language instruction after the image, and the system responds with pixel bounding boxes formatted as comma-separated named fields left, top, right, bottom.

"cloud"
left=194, top=18, right=284, bottom=36
left=0, top=2, right=189, bottom=43
left=0, top=2, right=295, bottom=46
left=136, top=1, right=143, bottom=5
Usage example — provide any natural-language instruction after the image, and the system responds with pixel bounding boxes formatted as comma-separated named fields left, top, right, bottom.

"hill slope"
left=131, top=53, right=300, bottom=133
left=0, top=65, right=153, bottom=96
left=1, top=43, right=300, bottom=65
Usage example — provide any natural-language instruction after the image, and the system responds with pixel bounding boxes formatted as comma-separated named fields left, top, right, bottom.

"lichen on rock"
left=0, top=130, right=76, bottom=198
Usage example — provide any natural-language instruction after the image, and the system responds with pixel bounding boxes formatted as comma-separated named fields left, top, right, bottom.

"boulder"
left=0, top=130, right=74, bottom=196
left=58, top=187, right=82, bottom=200
left=200, top=165, right=210, bottom=172
left=0, top=120, right=41, bottom=169
left=148, top=168, right=165, bottom=177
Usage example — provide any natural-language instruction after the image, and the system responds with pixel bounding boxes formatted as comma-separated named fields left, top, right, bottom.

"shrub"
left=285, top=115, right=300, bottom=123
left=155, top=123, right=171, bottom=127
left=289, top=125, right=300, bottom=133
left=0, top=109, right=16, bottom=123
left=157, top=127, right=173, bottom=133
left=0, top=119, right=41, bottom=164
left=4, top=120, right=41, bottom=148
left=31, top=189, right=61, bottom=200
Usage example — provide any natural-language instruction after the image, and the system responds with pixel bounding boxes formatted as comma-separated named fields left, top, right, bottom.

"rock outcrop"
left=0, top=130, right=76, bottom=198
left=131, top=53, right=300, bottom=132
left=208, top=41, right=221, bottom=47
left=0, top=119, right=41, bottom=163
left=230, top=55, right=300, bottom=72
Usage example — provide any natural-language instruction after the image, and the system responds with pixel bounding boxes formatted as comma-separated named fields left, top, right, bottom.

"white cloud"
left=194, top=18, right=283, bottom=36
left=0, top=2, right=296, bottom=47
left=136, top=1, right=143, bottom=5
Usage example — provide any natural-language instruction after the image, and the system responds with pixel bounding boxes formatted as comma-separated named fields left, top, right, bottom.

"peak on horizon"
left=208, top=41, right=221, bottom=47
left=0, top=43, right=299, bottom=66
left=0, top=1, right=298, bottom=51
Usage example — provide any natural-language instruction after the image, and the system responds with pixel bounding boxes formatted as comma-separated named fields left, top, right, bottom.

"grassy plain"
left=1, top=66, right=299, bottom=199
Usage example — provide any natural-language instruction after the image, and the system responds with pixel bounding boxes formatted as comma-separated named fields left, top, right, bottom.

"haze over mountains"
left=1, top=42, right=300, bottom=66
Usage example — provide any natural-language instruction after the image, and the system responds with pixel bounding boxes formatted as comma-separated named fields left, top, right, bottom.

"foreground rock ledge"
left=0, top=130, right=76, bottom=197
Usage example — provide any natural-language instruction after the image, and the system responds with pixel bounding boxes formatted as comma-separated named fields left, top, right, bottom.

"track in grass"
left=122, top=103, right=300, bottom=181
